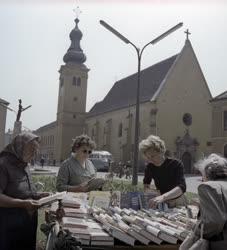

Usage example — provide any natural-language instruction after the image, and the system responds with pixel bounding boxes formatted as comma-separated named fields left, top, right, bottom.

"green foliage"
left=103, top=179, right=144, bottom=192
left=185, top=191, right=199, bottom=204
left=32, top=175, right=57, bottom=192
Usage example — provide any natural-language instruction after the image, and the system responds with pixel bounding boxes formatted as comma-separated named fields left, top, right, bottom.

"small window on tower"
left=118, top=123, right=123, bottom=137
left=77, top=77, right=81, bottom=86
left=73, top=114, right=76, bottom=119
left=60, top=78, right=64, bottom=87
left=73, top=97, right=78, bottom=102
left=72, top=77, right=77, bottom=86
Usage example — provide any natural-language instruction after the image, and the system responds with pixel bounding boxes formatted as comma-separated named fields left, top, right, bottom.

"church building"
left=35, top=17, right=216, bottom=173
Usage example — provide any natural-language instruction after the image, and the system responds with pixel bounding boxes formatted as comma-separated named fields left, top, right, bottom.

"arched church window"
left=118, top=123, right=123, bottom=137
left=224, top=144, right=227, bottom=158
left=73, top=114, right=76, bottom=119
left=77, top=77, right=81, bottom=86
left=72, top=77, right=77, bottom=86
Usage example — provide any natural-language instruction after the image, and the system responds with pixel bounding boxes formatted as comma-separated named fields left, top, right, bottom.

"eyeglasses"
left=83, top=149, right=92, bottom=154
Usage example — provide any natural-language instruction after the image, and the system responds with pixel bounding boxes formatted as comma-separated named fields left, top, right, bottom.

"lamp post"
left=100, top=20, right=183, bottom=185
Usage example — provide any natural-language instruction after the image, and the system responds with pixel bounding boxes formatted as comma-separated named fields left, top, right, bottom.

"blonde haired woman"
left=139, top=135, right=186, bottom=208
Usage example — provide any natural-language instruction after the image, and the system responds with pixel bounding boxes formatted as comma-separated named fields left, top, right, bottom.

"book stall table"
left=82, top=245, right=180, bottom=250
left=43, top=191, right=198, bottom=250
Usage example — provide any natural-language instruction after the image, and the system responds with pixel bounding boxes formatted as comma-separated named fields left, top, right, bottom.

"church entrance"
left=182, top=152, right=192, bottom=174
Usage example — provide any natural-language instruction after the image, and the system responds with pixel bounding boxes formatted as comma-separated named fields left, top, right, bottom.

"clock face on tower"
left=182, top=113, right=192, bottom=126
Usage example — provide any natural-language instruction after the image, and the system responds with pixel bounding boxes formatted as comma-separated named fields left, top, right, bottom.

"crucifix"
left=184, top=29, right=191, bottom=40
left=16, top=99, right=32, bottom=122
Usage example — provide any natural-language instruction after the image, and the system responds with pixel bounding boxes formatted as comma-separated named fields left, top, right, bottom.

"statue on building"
left=16, top=99, right=32, bottom=122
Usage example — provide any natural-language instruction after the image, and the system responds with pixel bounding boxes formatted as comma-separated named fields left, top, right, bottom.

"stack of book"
left=90, top=205, right=195, bottom=247
left=47, top=191, right=197, bottom=247
left=52, top=192, right=113, bottom=246
left=62, top=217, right=114, bottom=246
left=63, top=207, right=87, bottom=218
left=61, top=192, right=87, bottom=208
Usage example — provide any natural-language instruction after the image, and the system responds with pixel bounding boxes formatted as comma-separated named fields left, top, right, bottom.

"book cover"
left=89, top=229, right=113, bottom=241
left=87, top=178, right=106, bottom=191
left=63, top=207, right=87, bottom=218
left=120, top=192, right=141, bottom=210
left=111, top=227, right=135, bottom=246
left=90, top=240, right=114, bottom=246
left=62, top=217, right=88, bottom=229
left=88, top=191, right=111, bottom=207
left=139, top=192, right=157, bottom=209
left=110, top=191, right=121, bottom=207
left=62, top=197, right=82, bottom=208
left=92, top=196, right=110, bottom=209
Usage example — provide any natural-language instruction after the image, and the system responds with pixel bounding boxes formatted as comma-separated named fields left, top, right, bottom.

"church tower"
left=55, top=17, right=89, bottom=162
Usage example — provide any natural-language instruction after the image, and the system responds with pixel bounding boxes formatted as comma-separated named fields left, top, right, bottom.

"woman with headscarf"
left=193, top=153, right=227, bottom=250
left=0, top=132, right=49, bottom=250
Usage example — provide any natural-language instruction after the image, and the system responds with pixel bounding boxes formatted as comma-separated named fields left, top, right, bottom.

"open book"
left=37, top=191, right=66, bottom=207
left=87, top=177, right=106, bottom=191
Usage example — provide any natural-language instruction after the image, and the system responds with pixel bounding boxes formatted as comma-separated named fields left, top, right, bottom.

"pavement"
left=31, top=165, right=201, bottom=193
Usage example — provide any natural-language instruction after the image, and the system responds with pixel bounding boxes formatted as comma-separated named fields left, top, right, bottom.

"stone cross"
left=184, top=29, right=191, bottom=40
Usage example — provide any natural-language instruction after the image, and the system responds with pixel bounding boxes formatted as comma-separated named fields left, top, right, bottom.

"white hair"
left=195, top=153, right=227, bottom=180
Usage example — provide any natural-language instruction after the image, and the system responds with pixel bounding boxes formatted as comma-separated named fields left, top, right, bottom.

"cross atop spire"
left=184, top=29, right=191, bottom=40
left=73, top=6, right=82, bottom=19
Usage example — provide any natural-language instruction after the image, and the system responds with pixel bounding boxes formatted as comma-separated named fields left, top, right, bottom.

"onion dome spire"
left=63, top=18, right=86, bottom=64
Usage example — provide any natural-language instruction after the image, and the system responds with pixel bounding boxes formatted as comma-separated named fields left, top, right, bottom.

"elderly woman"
left=194, top=153, right=227, bottom=250
left=56, top=134, right=97, bottom=192
left=0, top=132, right=49, bottom=250
left=139, top=135, right=186, bottom=208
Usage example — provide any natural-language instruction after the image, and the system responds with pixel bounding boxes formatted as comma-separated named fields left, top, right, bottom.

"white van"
left=89, top=150, right=113, bottom=163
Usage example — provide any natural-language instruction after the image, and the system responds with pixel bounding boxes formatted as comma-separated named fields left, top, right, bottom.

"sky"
left=1, top=0, right=227, bottom=131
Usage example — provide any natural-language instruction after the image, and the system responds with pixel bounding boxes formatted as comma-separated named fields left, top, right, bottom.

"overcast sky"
left=1, top=0, right=227, bottom=131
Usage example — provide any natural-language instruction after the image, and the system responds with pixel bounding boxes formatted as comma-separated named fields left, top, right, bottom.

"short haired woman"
left=0, top=132, right=49, bottom=250
left=139, top=135, right=186, bottom=208
left=56, top=134, right=97, bottom=192
left=194, top=153, right=227, bottom=250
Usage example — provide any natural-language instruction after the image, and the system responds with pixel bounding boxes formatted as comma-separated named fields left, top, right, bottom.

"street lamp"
left=100, top=20, right=183, bottom=185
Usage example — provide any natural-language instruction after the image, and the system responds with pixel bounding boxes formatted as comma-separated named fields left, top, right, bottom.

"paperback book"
left=38, top=191, right=66, bottom=207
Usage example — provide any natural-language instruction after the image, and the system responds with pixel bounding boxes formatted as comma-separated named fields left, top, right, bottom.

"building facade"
left=35, top=17, right=227, bottom=173
left=211, top=91, right=227, bottom=158
left=0, top=98, right=9, bottom=151
left=86, top=39, right=213, bottom=173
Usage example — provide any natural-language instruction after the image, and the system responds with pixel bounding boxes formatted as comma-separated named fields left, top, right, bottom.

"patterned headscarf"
left=2, top=132, right=39, bottom=161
